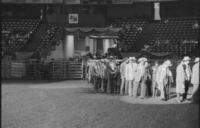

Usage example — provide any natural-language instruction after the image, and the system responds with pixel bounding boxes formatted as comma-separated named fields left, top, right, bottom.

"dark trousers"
left=164, top=85, right=170, bottom=100
left=114, top=74, right=121, bottom=93
left=183, top=80, right=190, bottom=100
left=101, top=78, right=107, bottom=92
left=107, top=74, right=115, bottom=93
left=140, top=79, right=147, bottom=98
left=93, top=76, right=101, bottom=92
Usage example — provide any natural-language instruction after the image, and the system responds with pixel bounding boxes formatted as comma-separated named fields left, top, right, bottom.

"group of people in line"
left=86, top=56, right=199, bottom=103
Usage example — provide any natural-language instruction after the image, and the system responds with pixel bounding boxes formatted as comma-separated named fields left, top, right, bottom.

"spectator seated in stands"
left=193, top=21, right=199, bottom=29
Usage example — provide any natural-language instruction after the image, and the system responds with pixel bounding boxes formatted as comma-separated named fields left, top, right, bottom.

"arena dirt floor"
left=2, top=80, right=199, bottom=128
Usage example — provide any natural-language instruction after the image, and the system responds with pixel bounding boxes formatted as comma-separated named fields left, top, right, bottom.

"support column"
left=103, top=39, right=110, bottom=54
left=154, top=2, right=161, bottom=21
left=89, top=38, right=94, bottom=54
left=93, top=39, right=97, bottom=53
left=85, top=36, right=90, bottom=52
left=64, top=35, right=74, bottom=59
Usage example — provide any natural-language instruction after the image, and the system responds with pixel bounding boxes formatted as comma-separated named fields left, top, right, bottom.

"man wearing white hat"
left=176, top=56, right=192, bottom=102
left=124, top=57, right=138, bottom=96
left=133, top=57, right=148, bottom=98
left=191, top=57, right=199, bottom=103
left=120, top=57, right=129, bottom=95
left=156, top=60, right=173, bottom=100
left=106, top=57, right=117, bottom=93
left=151, top=61, right=159, bottom=97
left=140, top=58, right=151, bottom=98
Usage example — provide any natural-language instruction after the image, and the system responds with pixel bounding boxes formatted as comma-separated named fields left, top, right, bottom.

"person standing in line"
left=151, top=61, right=159, bottom=97
left=91, top=61, right=101, bottom=92
left=124, top=58, right=133, bottom=96
left=191, top=57, right=199, bottom=103
left=99, top=59, right=108, bottom=93
left=106, top=56, right=117, bottom=93
left=139, top=58, right=151, bottom=99
left=120, top=58, right=128, bottom=95
left=125, top=57, right=138, bottom=97
left=133, top=57, right=146, bottom=98
left=156, top=60, right=173, bottom=101
left=176, top=56, right=192, bottom=102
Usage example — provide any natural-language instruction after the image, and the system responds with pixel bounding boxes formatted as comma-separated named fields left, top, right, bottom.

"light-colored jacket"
left=191, top=63, right=199, bottom=85
left=152, top=65, right=159, bottom=82
left=125, top=62, right=137, bottom=81
left=134, top=63, right=145, bottom=82
left=156, top=64, right=173, bottom=90
left=120, top=61, right=127, bottom=79
left=176, top=62, right=191, bottom=93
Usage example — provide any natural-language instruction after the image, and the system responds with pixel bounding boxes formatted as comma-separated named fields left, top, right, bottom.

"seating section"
left=107, top=18, right=147, bottom=52
left=1, top=17, right=199, bottom=58
left=1, top=19, right=40, bottom=54
left=32, top=24, right=63, bottom=57
left=146, top=17, right=199, bottom=54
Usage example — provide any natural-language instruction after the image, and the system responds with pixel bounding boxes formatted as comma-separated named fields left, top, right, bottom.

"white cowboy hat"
left=109, top=56, right=114, bottom=59
left=129, top=57, right=136, bottom=60
left=194, top=57, right=200, bottom=62
left=138, top=57, right=144, bottom=62
left=164, top=60, right=172, bottom=67
left=182, top=56, right=191, bottom=61
left=143, top=57, right=148, bottom=62
left=138, top=57, right=147, bottom=62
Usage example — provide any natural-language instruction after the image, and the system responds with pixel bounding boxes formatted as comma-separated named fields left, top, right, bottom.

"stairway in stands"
left=21, top=23, right=46, bottom=52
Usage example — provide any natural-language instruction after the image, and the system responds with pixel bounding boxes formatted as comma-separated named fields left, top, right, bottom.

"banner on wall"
left=26, top=0, right=62, bottom=3
left=68, top=14, right=79, bottom=24
left=2, top=0, right=25, bottom=3
left=2, top=0, right=63, bottom=3
left=112, top=0, right=132, bottom=4
left=64, top=0, right=80, bottom=4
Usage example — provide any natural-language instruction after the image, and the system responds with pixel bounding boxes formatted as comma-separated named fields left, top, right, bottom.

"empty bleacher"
left=146, top=17, right=199, bottom=54
left=107, top=18, right=147, bottom=52
left=1, top=19, right=41, bottom=54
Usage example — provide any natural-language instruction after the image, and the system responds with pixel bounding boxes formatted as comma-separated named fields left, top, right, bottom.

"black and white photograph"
left=1, top=0, right=199, bottom=128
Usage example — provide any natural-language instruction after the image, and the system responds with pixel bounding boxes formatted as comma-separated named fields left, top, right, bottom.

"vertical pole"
left=154, top=2, right=161, bottom=21
left=64, top=35, right=74, bottom=59
left=103, top=39, right=110, bottom=54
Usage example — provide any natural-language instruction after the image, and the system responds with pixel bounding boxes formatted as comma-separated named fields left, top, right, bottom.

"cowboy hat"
left=129, top=57, right=136, bottom=60
left=164, top=60, right=172, bottom=67
left=194, top=57, right=200, bottom=63
left=182, top=56, right=191, bottom=61
left=138, top=57, right=147, bottom=62
left=138, top=57, right=144, bottom=62
left=143, top=57, right=148, bottom=62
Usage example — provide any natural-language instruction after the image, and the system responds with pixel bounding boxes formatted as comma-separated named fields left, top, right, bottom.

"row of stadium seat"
left=146, top=17, right=199, bottom=54
left=107, top=18, right=148, bottom=52
left=1, top=19, right=41, bottom=54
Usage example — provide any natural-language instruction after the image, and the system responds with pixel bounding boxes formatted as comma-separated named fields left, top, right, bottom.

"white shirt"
left=125, top=62, right=137, bottom=81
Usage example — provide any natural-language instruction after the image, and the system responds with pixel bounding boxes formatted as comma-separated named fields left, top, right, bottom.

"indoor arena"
left=1, top=0, right=199, bottom=128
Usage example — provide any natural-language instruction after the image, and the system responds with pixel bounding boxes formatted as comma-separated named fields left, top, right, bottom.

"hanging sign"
left=68, top=14, right=79, bottom=24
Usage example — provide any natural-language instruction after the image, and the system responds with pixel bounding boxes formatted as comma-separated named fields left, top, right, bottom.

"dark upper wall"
left=1, top=4, right=44, bottom=19
left=160, top=1, right=200, bottom=17
left=1, top=0, right=199, bottom=4
left=106, top=3, right=152, bottom=19
left=1, top=1, right=199, bottom=21
left=106, top=1, right=199, bottom=19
